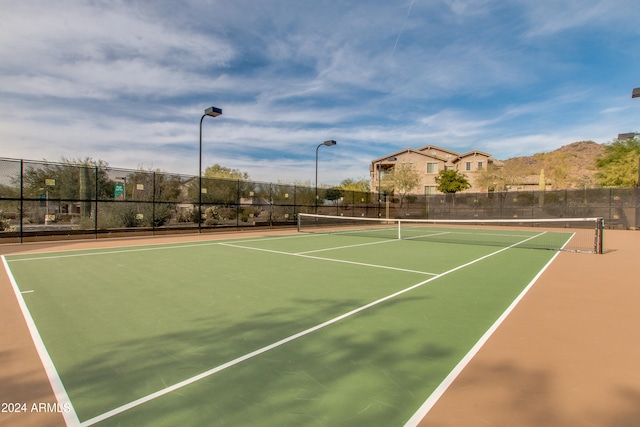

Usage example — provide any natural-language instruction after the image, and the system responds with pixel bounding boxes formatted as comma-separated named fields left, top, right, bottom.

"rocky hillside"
left=501, top=141, right=605, bottom=189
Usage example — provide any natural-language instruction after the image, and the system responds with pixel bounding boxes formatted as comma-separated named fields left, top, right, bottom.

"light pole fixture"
left=632, top=91, right=640, bottom=187
left=199, top=106, right=223, bottom=232
left=632, top=90, right=640, bottom=186
left=315, top=140, right=337, bottom=213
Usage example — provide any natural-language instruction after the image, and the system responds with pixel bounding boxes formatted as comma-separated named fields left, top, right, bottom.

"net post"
left=597, top=217, right=604, bottom=254
left=297, top=213, right=301, bottom=232
left=398, top=219, right=401, bottom=240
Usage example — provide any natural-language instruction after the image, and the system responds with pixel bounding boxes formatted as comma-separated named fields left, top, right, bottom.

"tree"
left=384, top=163, right=421, bottom=208
left=595, top=137, right=640, bottom=187
left=111, top=168, right=183, bottom=228
left=204, top=164, right=250, bottom=181
left=337, top=178, right=371, bottom=205
left=476, top=163, right=507, bottom=192
left=324, top=187, right=343, bottom=205
left=190, top=164, right=254, bottom=205
left=19, top=157, right=112, bottom=220
left=338, top=178, right=370, bottom=193
left=434, top=169, right=471, bottom=194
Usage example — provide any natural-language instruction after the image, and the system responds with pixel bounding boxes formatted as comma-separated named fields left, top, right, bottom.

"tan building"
left=370, top=145, right=499, bottom=195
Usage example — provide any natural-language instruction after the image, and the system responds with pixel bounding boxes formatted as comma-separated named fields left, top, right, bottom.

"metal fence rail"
left=1, top=157, right=638, bottom=243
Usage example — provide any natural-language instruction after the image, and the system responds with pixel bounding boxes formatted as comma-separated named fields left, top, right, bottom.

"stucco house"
left=370, top=145, right=500, bottom=195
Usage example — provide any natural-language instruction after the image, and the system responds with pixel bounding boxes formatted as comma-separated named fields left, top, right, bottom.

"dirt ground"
left=1, top=230, right=638, bottom=427
left=419, top=229, right=640, bottom=427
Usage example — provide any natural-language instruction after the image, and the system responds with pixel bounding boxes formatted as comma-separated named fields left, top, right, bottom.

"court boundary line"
left=1, top=255, right=81, bottom=427
left=77, top=231, right=546, bottom=426
left=403, top=249, right=561, bottom=426
left=295, top=238, right=400, bottom=255
left=219, top=241, right=438, bottom=276
left=4, top=233, right=319, bottom=262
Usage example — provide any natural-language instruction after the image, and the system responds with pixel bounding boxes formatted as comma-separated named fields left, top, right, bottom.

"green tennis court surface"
left=3, top=230, right=565, bottom=426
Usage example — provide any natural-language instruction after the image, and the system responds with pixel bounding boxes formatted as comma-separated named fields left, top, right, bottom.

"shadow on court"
left=61, top=294, right=455, bottom=426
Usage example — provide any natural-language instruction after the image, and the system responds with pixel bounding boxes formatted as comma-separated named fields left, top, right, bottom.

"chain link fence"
left=1, top=157, right=638, bottom=243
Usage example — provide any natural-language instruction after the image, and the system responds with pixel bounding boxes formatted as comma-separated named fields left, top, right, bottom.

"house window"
left=466, top=162, right=471, bottom=171
left=445, top=165, right=453, bottom=171
left=426, top=163, right=438, bottom=174
left=477, top=161, right=483, bottom=170
left=425, top=186, right=436, bottom=195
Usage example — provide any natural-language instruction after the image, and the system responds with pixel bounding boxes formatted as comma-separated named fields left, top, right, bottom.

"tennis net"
left=297, top=213, right=604, bottom=254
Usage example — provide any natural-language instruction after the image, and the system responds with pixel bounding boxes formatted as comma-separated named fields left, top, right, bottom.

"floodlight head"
left=632, top=88, right=640, bottom=98
left=204, top=106, right=222, bottom=117
left=323, top=140, right=337, bottom=146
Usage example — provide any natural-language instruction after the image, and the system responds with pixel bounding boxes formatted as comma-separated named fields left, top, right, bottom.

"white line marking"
left=219, top=242, right=437, bottom=276
left=297, top=254, right=436, bottom=276
left=80, top=232, right=545, bottom=426
left=21, top=289, right=34, bottom=294
left=5, top=242, right=222, bottom=262
left=403, top=247, right=561, bottom=427
left=1, top=256, right=81, bottom=427
left=311, top=227, right=398, bottom=237
left=404, top=231, right=451, bottom=240
left=295, top=238, right=398, bottom=255
left=5, top=233, right=319, bottom=262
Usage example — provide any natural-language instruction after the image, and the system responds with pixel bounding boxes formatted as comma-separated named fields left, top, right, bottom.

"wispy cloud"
left=1, top=0, right=639, bottom=185
left=520, top=0, right=640, bottom=37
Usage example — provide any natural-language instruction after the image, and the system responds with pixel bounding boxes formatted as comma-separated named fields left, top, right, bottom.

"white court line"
left=219, top=242, right=437, bottom=276
left=404, top=231, right=451, bottom=240
left=21, top=289, right=35, bottom=294
left=295, top=237, right=399, bottom=255
left=403, top=229, right=542, bottom=240
left=4, top=233, right=317, bottom=262
left=403, top=248, right=561, bottom=426
left=1, top=256, right=81, bottom=427
left=79, top=231, right=545, bottom=426
left=5, top=242, right=222, bottom=262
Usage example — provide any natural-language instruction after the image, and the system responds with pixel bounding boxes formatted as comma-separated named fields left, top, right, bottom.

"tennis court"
left=2, top=218, right=594, bottom=426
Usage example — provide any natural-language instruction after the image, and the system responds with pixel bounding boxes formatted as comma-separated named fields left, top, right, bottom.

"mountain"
left=501, top=141, right=605, bottom=189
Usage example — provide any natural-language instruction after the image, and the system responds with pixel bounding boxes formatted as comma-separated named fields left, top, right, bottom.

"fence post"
left=636, top=187, right=640, bottom=229
left=19, top=159, right=24, bottom=243
left=236, top=179, right=240, bottom=228
left=293, top=185, right=297, bottom=220
left=269, top=184, right=273, bottom=227
left=152, top=171, right=156, bottom=235
left=94, top=166, right=98, bottom=239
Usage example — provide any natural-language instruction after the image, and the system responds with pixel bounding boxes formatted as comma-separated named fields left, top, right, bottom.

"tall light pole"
left=199, top=106, right=222, bottom=233
left=633, top=88, right=640, bottom=186
left=315, top=140, right=337, bottom=213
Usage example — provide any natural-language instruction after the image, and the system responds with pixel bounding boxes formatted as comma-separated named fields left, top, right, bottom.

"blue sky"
left=1, top=0, right=639, bottom=185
